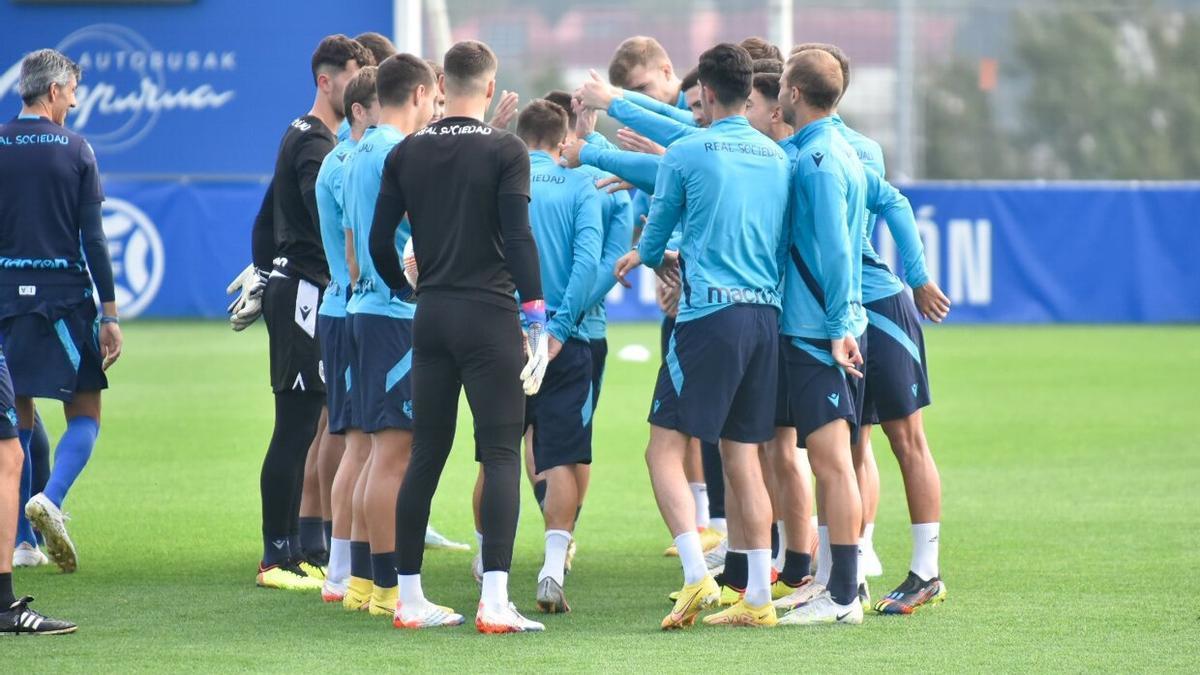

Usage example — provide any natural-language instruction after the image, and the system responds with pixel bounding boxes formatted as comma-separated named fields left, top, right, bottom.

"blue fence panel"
left=0, top=2, right=392, bottom=175
left=98, top=179, right=1200, bottom=322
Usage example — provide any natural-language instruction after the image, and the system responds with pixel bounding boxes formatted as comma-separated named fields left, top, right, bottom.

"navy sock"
left=43, top=416, right=99, bottom=508
left=780, top=550, right=813, bottom=587
left=30, top=413, right=50, bottom=495
left=533, top=480, right=547, bottom=512
left=299, top=517, right=325, bottom=558
left=828, top=544, right=858, bottom=606
left=371, top=551, right=397, bottom=589
left=0, top=572, right=13, bottom=607
left=288, top=534, right=302, bottom=561
left=16, top=429, right=36, bottom=546
left=349, top=541, right=372, bottom=580
left=700, top=441, right=725, bottom=519
left=770, top=523, right=780, bottom=560
left=323, top=520, right=333, bottom=550
left=262, top=534, right=291, bottom=566
left=722, top=551, right=748, bottom=591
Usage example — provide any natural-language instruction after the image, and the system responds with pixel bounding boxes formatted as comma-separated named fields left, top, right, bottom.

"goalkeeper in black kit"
left=369, top=40, right=549, bottom=633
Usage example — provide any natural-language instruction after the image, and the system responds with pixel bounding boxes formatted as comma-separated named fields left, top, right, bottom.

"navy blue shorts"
left=527, top=338, right=594, bottom=473
left=0, top=351, right=17, bottom=439
left=649, top=305, right=779, bottom=444
left=863, top=292, right=931, bottom=425
left=782, top=332, right=869, bottom=445
left=0, top=286, right=107, bottom=401
left=350, top=313, right=414, bottom=433
left=318, top=314, right=352, bottom=434
left=589, top=337, right=608, bottom=408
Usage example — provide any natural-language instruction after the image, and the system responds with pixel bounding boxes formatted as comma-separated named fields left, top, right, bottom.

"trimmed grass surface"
left=7, top=322, right=1199, bottom=672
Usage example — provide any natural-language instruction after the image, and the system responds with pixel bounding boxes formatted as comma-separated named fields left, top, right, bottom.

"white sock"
left=773, top=520, right=787, bottom=571
left=674, top=530, right=707, bottom=584
left=709, top=517, right=727, bottom=535
left=398, top=573, right=426, bottom=608
left=856, top=539, right=867, bottom=585
left=744, top=548, right=772, bottom=607
left=815, top=526, right=831, bottom=587
left=475, top=530, right=484, bottom=550
left=538, top=529, right=571, bottom=586
left=328, top=538, right=351, bottom=585
left=690, top=483, right=709, bottom=529
left=911, top=522, right=940, bottom=580
left=862, top=522, right=875, bottom=548
left=481, top=570, right=509, bottom=611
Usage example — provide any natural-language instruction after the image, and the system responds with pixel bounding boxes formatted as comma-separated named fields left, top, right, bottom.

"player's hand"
left=595, top=176, right=634, bottom=194
left=617, top=127, right=666, bottom=156
left=654, top=250, right=681, bottom=288
left=99, top=321, right=123, bottom=371
left=547, top=336, right=563, bottom=362
left=488, top=90, right=519, bottom=129
left=519, top=300, right=550, bottom=395
left=614, top=249, right=643, bottom=288
left=913, top=281, right=951, bottom=323
left=831, top=334, right=864, bottom=378
left=578, top=69, right=618, bottom=110
left=656, top=279, right=680, bottom=317
left=561, top=137, right=586, bottom=168
left=226, top=264, right=268, bottom=331
left=574, top=98, right=598, bottom=138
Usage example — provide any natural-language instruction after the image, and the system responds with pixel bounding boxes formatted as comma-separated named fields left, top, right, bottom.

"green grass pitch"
left=6, top=321, right=1198, bottom=672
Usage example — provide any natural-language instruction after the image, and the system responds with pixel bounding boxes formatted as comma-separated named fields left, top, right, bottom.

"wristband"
left=100, top=315, right=120, bottom=325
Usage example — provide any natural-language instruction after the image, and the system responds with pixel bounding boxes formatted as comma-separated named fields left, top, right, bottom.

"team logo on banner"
left=103, top=197, right=165, bottom=318
left=0, top=23, right=237, bottom=154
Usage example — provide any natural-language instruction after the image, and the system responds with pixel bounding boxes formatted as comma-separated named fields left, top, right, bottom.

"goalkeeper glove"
left=519, top=299, right=549, bottom=395
left=226, top=264, right=268, bottom=331
left=402, top=237, right=419, bottom=290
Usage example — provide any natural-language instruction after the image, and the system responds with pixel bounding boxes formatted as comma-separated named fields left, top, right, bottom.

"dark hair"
left=792, top=42, right=850, bottom=95
left=425, top=58, right=444, bottom=79
left=740, top=36, right=783, bottom=62
left=697, top=43, right=753, bottom=106
left=376, top=53, right=435, bottom=107
left=354, top=32, right=397, bottom=66
left=751, top=72, right=781, bottom=101
left=443, top=40, right=497, bottom=96
left=784, top=49, right=842, bottom=111
left=543, top=90, right=577, bottom=128
left=343, top=66, right=378, bottom=125
left=608, top=36, right=669, bottom=88
left=752, top=58, right=783, bottom=74
left=517, top=99, right=569, bottom=149
left=680, top=67, right=700, bottom=93
left=311, top=34, right=374, bottom=85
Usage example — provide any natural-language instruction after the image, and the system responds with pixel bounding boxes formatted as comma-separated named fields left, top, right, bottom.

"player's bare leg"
left=852, top=427, right=882, bottom=582
left=874, top=410, right=946, bottom=614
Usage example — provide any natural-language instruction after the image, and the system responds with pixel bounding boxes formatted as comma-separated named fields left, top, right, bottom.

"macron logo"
left=827, top=393, right=840, bottom=407
left=812, top=152, right=825, bottom=167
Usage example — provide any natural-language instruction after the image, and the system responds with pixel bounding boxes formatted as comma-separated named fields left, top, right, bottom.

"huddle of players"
left=551, top=35, right=952, bottom=628
left=233, top=28, right=950, bottom=632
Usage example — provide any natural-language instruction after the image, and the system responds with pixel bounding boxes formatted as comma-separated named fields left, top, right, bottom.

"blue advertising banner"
left=100, top=179, right=1199, bottom=323
left=0, top=1, right=392, bottom=175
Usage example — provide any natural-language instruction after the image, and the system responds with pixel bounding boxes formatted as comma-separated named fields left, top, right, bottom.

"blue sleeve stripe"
left=581, top=380, right=595, bottom=427
left=385, top=349, right=413, bottom=392
left=55, top=319, right=80, bottom=372
left=866, top=308, right=922, bottom=364
left=665, top=333, right=685, bottom=395
left=789, top=245, right=826, bottom=309
left=790, top=337, right=835, bottom=367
